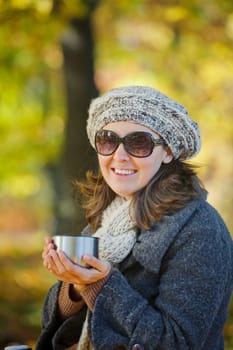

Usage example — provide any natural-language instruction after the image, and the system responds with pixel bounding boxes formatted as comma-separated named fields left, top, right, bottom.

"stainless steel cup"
left=53, top=235, right=99, bottom=267
left=4, top=346, right=32, bottom=350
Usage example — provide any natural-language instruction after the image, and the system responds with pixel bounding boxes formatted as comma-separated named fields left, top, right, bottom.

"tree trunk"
left=52, top=15, right=98, bottom=235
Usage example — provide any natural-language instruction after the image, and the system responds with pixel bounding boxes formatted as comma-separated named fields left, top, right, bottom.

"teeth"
left=115, top=169, right=135, bottom=175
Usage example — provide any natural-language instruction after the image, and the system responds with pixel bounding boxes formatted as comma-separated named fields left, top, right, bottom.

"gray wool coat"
left=36, top=198, right=233, bottom=350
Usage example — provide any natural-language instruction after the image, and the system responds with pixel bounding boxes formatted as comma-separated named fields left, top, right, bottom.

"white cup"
left=53, top=235, right=99, bottom=267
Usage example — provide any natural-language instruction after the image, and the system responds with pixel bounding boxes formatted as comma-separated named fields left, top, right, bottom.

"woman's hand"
left=42, top=236, right=112, bottom=293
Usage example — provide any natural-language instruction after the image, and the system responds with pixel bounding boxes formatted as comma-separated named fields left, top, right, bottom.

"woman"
left=36, top=86, right=233, bottom=350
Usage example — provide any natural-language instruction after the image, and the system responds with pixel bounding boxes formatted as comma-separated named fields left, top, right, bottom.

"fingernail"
left=83, top=254, right=91, bottom=260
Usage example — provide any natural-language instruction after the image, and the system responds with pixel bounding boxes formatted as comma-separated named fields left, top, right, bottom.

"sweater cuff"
left=80, top=268, right=113, bottom=311
left=58, top=282, right=85, bottom=320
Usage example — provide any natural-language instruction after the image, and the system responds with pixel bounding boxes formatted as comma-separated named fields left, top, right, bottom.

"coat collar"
left=132, top=198, right=204, bottom=273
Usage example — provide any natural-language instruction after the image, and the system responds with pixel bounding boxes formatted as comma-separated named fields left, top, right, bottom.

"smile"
left=113, top=168, right=136, bottom=175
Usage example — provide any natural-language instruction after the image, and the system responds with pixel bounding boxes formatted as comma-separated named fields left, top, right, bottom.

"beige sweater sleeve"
left=58, top=268, right=113, bottom=317
left=57, top=282, right=85, bottom=320
left=81, top=268, right=113, bottom=311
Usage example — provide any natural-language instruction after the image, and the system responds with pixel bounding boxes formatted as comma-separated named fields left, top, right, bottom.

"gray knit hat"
left=87, top=86, right=201, bottom=160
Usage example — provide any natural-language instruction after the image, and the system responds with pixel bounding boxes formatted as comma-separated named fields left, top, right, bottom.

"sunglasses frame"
left=94, top=130, right=167, bottom=158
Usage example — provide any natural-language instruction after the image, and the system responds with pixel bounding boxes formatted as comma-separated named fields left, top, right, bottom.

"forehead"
left=102, top=121, right=160, bottom=137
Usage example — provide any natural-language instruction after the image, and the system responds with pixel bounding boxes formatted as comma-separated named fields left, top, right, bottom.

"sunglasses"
left=95, top=130, right=167, bottom=158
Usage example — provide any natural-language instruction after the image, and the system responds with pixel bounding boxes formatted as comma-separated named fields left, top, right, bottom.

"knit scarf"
left=77, top=196, right=137, bottom=350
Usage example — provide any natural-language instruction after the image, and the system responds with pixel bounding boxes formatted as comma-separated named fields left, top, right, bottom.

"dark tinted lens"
left=124, top=132, right=154, bottom=157
left=95, top=130, right=118, bottom=155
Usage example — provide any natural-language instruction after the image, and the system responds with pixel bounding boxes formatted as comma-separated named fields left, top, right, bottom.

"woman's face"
left=97, top=121, right=173, bottom=199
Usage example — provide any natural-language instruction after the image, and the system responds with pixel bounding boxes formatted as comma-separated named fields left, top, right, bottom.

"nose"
left=113, top=143, right=130, bottom=160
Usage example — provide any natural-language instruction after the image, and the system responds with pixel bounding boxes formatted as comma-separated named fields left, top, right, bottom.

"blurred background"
left=0, top=0, right=232, bottom=348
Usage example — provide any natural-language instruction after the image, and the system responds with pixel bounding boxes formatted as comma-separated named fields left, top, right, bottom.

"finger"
left=82, top=255, right=111, bottom=275
left=49, top=252, right=88, bottom=284
left=57, top=251, right=75, bottom=268
left=45, top=236, right=53, bottom=244
left=43, top=254, right=53, bottom=270
left=43, top=236, right=55, bottom=251
left=57, top=252, right=99, bottom=283
left=42, top=241, right=57, bottom=260
left=57, top=251, right=87, bottom=277
left=49, top=250, right=67, bottom=273
left=42, top=245, right=51, bottom=259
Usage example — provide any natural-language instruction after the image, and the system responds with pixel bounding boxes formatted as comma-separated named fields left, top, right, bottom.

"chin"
left=115, top=191, right=133, bottom=199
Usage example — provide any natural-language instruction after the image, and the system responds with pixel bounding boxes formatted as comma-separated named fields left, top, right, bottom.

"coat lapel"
left=132, top=198, right=203, bottom=273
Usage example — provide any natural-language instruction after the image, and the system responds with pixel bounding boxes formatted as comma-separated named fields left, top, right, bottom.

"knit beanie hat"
left=87, top=86, right=201, bottom=160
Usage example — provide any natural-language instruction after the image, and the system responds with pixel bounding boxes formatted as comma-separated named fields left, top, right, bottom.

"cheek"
left=139, top=156, right=164, bottom=178
left=143, top=163, right=159, bottom=179
left=98, top=155, right=110, bottom=172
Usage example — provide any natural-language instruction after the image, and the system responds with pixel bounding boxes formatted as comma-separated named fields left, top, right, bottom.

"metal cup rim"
left=53, top=235, right=98, bottom=240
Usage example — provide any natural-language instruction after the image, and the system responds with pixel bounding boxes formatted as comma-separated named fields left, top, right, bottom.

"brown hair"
left=76, top=159, right=205, bottom=232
